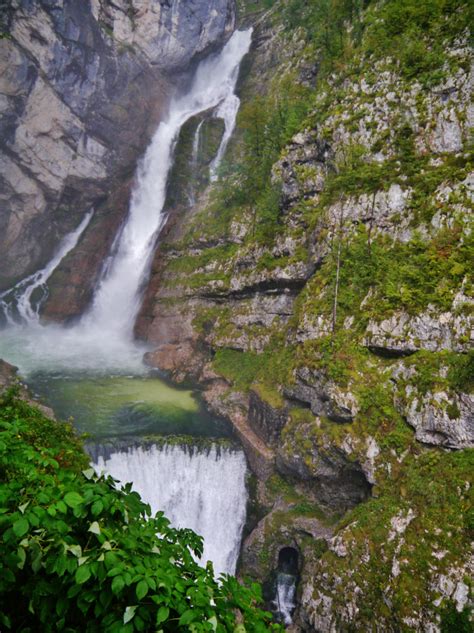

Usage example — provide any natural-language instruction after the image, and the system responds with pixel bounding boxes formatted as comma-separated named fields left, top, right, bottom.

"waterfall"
left=209, top=93, right=241, bottom=181
left=0, top=28, right=252, bottom=374
left=273, top=573, right=297, bottom=625
left=187, top=119, right=205, bottom=206
left=272, top=547, right=298, bottom=624
left=93, top=443, right=248, bottom=577
left=192, top=119, right=204, bottom=166
left=0, top=211, right=93, bottom=325
left=83, top=28, right=252, bottom=338
left=0, top=27, right=253, bottom=583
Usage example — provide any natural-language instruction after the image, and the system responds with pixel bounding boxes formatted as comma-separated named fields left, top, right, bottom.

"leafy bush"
left=0, top=390, right=279, bottom=632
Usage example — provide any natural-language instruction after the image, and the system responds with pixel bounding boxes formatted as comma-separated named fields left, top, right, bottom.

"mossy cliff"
left=136, top=0, right=473, bottom=630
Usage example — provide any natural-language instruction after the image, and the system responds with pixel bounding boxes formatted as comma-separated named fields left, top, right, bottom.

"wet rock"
left=0, top=358, right=55, bottom=418
left=241, top=506, right=332, bottom=580
left=203, top=384, right=276, bottom=481
left=0, top=359, right=19, bottom=394
left=275, top=438, right=371, bottom=512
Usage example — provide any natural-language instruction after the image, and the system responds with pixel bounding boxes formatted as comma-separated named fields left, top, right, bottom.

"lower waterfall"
left=92, top=442, right=248, bottom=577
left=274, top=573, right=297, bottom=625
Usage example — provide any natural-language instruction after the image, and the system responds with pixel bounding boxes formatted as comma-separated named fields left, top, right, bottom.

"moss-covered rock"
left=137, top=0, right=473, bottom=629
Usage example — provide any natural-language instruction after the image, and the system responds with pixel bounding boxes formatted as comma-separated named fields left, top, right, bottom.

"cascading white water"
left=187, top=119, right=205, bottom=206
left=209, top=93, right=241, bottom=181
left=0, top=28, right=252, bottom=374
left=83, top=28, right=252, bottom=338
left=274, top=573, right=297, bottom=625
left=192, top=119, right=205, bottom=163
left=0, top=211, right=93, bottom=325
left=94, top=443, right=248, bottom=577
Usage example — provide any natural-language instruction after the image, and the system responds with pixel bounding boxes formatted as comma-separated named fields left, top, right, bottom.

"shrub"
left=0, top=390, right=279, bottom=632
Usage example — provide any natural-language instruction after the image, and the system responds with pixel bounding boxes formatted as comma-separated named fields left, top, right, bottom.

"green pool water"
left=27, top=372, right=230, bottom=440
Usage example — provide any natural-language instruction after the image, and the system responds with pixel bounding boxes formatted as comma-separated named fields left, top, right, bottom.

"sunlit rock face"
left=0, top=0, right=235, bottom=295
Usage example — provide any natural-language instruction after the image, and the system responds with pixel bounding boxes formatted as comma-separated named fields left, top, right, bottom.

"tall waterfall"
left=209, top=93, right=241, bottom=181
left=0, top=28, right=252, bottom=374
left=93, top=443, right=248, bottom=577
left=83, top=28, right=252, bottom=338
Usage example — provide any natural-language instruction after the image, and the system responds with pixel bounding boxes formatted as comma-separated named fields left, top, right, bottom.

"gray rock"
left=400, top=388, right=473, bottom=449
left=248, top=390, right=288, bottom=446
left=365, top=306, right=473, bottom=356
left=276, top=438, right=371, bottom=511
left=284, top=367, right=359, bottom=423
left=273, top=131, right=331, bottom=209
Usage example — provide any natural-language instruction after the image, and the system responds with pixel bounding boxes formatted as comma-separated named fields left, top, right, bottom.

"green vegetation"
left=297, top=223, right=473, bottom=331
left=319, top=448, right=474, bottom=623
left=166, top=116, right=225, bottom=210
left=0, top=390, right=280, bottom=632
left=212, top=340, right=294, bottom=405
left=280, top=0, right=472, bottom=84
left=187, top=76, right=313, bottom=245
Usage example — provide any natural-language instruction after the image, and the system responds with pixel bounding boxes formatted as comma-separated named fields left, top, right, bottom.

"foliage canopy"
left=0, top=389, right=278, bottom=632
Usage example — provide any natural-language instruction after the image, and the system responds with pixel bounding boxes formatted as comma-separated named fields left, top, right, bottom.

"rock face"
left=365, top=305, right=473, bottom=355
left=248, top=390, right=288, bottom=446
left=0, top=357, right=55, bottom=417
left=0, top=0, right=235, bottom=318
left=285, top=367, right=359, bottom=423
left=0, top=358, right=19, bottom=393
left=132, top=1, right=473, bottom=630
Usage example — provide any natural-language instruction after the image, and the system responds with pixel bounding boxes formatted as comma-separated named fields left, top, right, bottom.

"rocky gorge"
left=0, top=0, right=473, bottom=631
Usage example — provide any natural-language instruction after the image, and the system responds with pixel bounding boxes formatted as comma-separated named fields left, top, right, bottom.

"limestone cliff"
left=136, top=0, right=473, bottom=630
left=0, top=0, right=235, bottom=315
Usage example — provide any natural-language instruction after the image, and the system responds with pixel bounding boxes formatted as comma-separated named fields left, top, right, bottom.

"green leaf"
left=136, top=580, right=148, bottom=601
left=112, top=575, right=125, bottom=595
left=56, top=500, right=67, bottom=514
left=64, top=492, right=83, bottom=508
left=156, top=606, right=169, bottom=625
left=17, top=547, right=26, bottom=570
left=67, top=544, right=82, bottom=558
left=123, top=606, right=137, bottom=624
left=75, top=565, right=91, bottom=585
left=107, top=567, right=123, bottom=577
left=12, top=517, right=29, bottom=538
left=179, top=609, right=196, bottom=625
left=88, top=521, right=101, bottom=535
left=91, top=500, right=103, bottom=516
left=31, top=549, right=42, bottom=573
